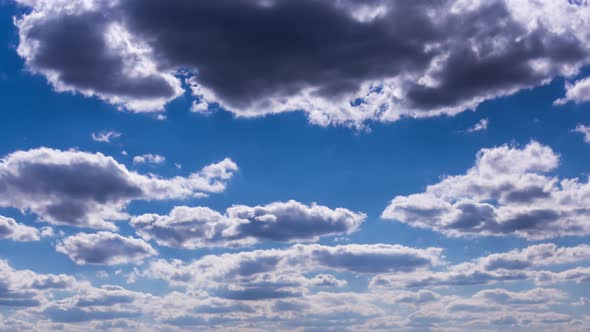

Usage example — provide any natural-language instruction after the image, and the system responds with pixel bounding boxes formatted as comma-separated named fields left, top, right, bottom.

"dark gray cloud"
left=0, top=148, right=237, bottom=229
left=14, top=0, right=590, bottom=126
left=131, top=201, right=366, bottom=248
left=56, top=232, right=157, bottom=265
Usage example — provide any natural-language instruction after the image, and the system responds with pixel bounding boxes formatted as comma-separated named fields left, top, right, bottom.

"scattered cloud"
left=91, top=131, right=121, bottom=144
left=572, top=124, right=590, bottom=143
left=466, top=118, right=489, bottom=133
left=131, top=200, right=366, bottom=249
left=132, top=154, right=166, bottom=165
left=555, top=76, right=590, bottom=105
left=0, top=148, right=237, bottom=229
left=0, top=215, right=40, bottom=242
left=56, top=232, right=157, bottom=265
left=382, top=141, right=590, bottom=239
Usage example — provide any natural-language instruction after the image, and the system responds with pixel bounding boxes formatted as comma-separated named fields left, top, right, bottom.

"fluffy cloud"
left=131, top=200, right=366, bottom=248
left=382, top=141, right=590, bottom=239
left=0, top=148, right=237, bottom=229
left=555, top=76, right=590, bottom=105
left=0, top=259, right=75, bottom=307
left=370, top=243, right=590, bottom=289
left=13, top=0, right=590, bottom=127
left=142, top=243, right=442, bottom=299
left=132, top=154, right=165, bottom=165
left=0, top=215, right=40, bottom=242
left=56, top=232, right=157, bottom=265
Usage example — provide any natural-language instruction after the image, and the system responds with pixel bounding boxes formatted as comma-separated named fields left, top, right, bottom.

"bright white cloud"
left=0, top=215, right=40, bottom=242
left=382, top=141, right=590, bottom=239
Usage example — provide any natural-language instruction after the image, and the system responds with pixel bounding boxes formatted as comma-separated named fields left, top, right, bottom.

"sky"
left=0, top=0, right=590, bottom=331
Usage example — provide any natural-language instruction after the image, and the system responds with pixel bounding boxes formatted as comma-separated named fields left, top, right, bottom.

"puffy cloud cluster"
left=382, top=141, right=590, bottom=239
left=0, top=259, right=76, bottom=307
left=142, top=243, right=442, bottom=300
left=370, top=243, right=590, bottom=289
left=13, top=0, right=590, bottom=127
left=0, top=215, right=40, bottom=242
left=56, top=232, right=157, bottom=265
left=131, top=200, right=366, bottom=248
left=0, top=148, right=237, bottom=229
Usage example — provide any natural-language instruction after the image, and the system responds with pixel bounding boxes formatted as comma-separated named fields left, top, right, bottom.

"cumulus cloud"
left=0, top=148, right=237, bottom=229
left=0, top=215, right=40, bottom=242
left=132, top=154, right=166, bottom=165
left=142, top=243, right=442, bottom=300
left=555, top=76, right=590, bottom=105
left=131, top=200, right=366, bottom=249
left=382, top=141, right=590, bottom=239
left=370, top=243, right=590, bottom=289
left=13, top=0, right=590, bottom=127
left=56, top=232, right=157, bottom=265
left=0, top=259, right=76, bottom=307
left=91, top=130, right=121, bottom=144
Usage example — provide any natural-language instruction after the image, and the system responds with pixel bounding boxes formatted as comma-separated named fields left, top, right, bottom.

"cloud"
left=554, top=76, right=590, bottom=105
left=142, top=243, right=442, bottom=297
left=56, top=232, right=157, bottom=265
left=0, top=259, right=75, bottom=307
left=466, top=118, right=488, bottom=133
left=132, top=154, right=166, bottom=165
left=370, top=243, right=590, bottom=289
left=131, top=200, right=366, bottom=249
left=38, top=285, right=149, bottom=323
left=382, top=141, right=590, bottom=240
left=0, top=148, right=237, bottom=229
left=0, top=215, right=40, bottom=242
left=13, top=0, right=590, bottom=127
left=91, top=131, right=121, bottom=144
left=572, top=124, right=590, bottom=143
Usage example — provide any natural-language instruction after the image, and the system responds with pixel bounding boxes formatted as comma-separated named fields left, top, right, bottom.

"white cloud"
left=0, top=215, right=40, bottom=242
left=572, top=124, right=590, bottom=143
left=132, top=154, right=166, bottom=165
left=555, top=76, right=590, bottom=105
left=466, top=118, right=489, bottom=133
left=0, top=148, right=237, bottom=229
left=56, top=232, right=157, bottom=265
left=91, top=131, right=121, bottom=144
left=131, top=200, right=366, bottom=249
left=370, top=243, right=590, bottom=289
left=382, top=141, right=590, bottom=239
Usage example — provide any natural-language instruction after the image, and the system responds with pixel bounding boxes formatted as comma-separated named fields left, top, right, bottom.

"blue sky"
left=1, top=0, right=590, bottom=331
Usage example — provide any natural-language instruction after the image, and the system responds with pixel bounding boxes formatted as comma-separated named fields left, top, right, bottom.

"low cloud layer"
left=382, top=141, right=590, bottom=239
left=370, top=243, right=590, bottom=289
left=131, top=200, right=366, bottom=248
left=13, top=0, right=590, bottom=127
left=0, top=148, right=237, bottom=229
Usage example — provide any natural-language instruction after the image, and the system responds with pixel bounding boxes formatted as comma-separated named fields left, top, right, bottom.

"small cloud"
left=572, top=124, right=590, bottom=143
left=132, top=154, right=166, bottom=165
left=466, top=118, right=489, bottom=133
left=91, top=131, right=121, bottom=144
